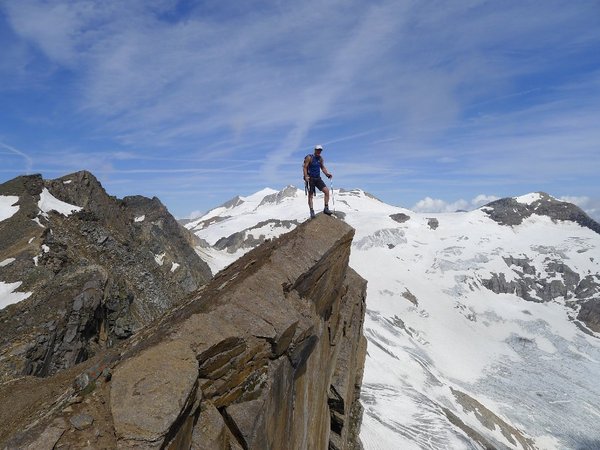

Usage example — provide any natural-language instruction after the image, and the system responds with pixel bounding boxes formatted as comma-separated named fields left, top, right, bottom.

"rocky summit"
left=482, top=191, right=600, bottom=234
left=0, top=171, right=212, bottom=383
left=0, top=213, right=367, bottom=450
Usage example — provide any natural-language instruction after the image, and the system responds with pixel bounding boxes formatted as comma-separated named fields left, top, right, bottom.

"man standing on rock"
left=303, top=145, right=333, bottom=219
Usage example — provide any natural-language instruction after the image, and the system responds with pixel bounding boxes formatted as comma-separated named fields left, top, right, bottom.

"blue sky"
left=1, top=0, right=599, bottom=219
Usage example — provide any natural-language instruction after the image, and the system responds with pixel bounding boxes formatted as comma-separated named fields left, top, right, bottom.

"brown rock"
left=191, top=401, right=241, bottom=450
left=70, top=412, right=94, bottom=430
left=1, top=215, right=368, bottom=450
left=110, top=340, right=199, bottom=448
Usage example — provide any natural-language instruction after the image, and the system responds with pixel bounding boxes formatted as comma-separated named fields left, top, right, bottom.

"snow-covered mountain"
left=186, top=186, right=600, bottom=450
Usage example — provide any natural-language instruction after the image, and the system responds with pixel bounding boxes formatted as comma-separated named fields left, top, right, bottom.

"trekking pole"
left=330, top=178, right=335, bottom=213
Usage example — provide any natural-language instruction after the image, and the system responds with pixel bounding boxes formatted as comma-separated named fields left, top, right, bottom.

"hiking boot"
left=310, top=209, right=316, bottom=219
left=323, top=207, right=332, bottom=216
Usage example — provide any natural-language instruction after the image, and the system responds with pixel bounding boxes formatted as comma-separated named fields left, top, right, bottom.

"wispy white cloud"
left=0, top=141, right=33, bottom=173
left=412, top=197, right=469, bottom=213
left=1, top=0, right=599, bottom=217
left=9, top=0, right=593, bottom=147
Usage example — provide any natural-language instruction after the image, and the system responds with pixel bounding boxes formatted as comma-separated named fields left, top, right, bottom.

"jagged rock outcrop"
left=0, top=214, right=367, bottom=450
left=0, top=172, right=212, bottom=382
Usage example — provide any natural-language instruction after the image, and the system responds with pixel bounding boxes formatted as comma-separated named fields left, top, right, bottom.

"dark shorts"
left=308, top=177, right=326, bottom=195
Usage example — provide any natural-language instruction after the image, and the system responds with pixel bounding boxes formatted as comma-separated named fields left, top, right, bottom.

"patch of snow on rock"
left=0, top=281, right=32, bottom=310
left=38, top=188, right=82, bottom=217
left=170, top=262, right=180, bottom=272
left=0, top=258, right=16, bottom=267
left=134, top=215, right=145, bottom=222
left=0, top=195, right=19, bottom=222
left=514, top=192, right=543, bottom=205
left=154, top=252, right=165, bottom=266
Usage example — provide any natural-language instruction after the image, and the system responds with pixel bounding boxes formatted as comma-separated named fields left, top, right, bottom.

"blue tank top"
left=308, top=154, right=322, bottom=178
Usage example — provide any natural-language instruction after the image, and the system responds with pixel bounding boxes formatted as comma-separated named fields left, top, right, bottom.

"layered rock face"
left=0, top=172, right=212, bottom=382
left=0, top=215, right=367, bottom=450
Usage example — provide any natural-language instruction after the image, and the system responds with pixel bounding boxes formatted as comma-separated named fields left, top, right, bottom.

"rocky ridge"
left=0, top=214, right=367, bottom=450
left=0, top=171, right=212, bottom=382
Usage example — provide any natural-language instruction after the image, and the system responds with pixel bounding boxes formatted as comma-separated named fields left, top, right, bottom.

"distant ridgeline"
left=0, top=171, right=367, bottom=450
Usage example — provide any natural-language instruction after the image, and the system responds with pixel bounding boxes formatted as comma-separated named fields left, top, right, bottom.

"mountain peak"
left=258, top=185, right=300, bottom=207
left=0, top=171, right=212, bottom=380
left=338, top=188, right=383, bottom=203
left=482, top=192, right=600, bottom=234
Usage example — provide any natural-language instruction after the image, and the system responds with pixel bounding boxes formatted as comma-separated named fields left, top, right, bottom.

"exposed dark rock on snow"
left=0, top=214, right=367, bottom=450
left=353, top=228, right=407, bottom=250
left=186, top=215, right=231, bottom=233
left=482, top=256, right=600, bottom=333
left=450, top=388, right=535, bottom=450
left=214, top=219, right=300, bottom=253
left=482, top=259, right=577, bottom=302
left=427, top=218, right=439, bottom=230
left=401, top=289, right=419, bottom=306
left=389, top=213, right=410, bottom=224
left=220, top=196, right=244, bottom=210
left=338, top=189, right=383, bottom=203
left=0, top=171, right=212, bottom=382
left=257, top=185, right=297, bottom=207
left=578, top=299, right=600, bottom=333
left=482, top=192, right=600, bottom=235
